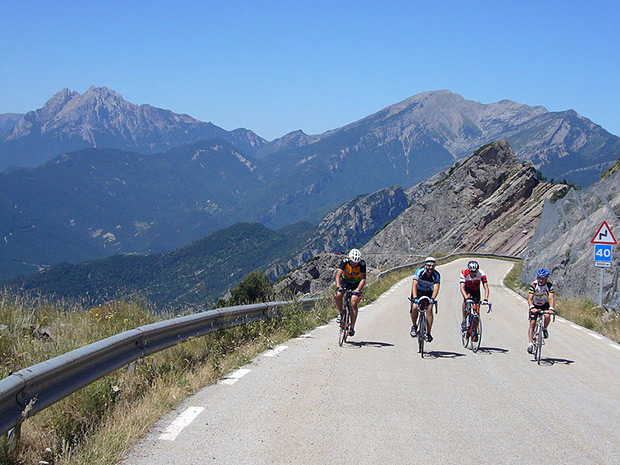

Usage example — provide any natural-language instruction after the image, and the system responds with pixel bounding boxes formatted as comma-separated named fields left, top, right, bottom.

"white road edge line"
left=611, top=344, right=620, bottom=351
left=159, top=406, right=204, bottom=441
left=264, top=345, right=288, bottom=356
left=219, top=368, right=251, bottom=385
left=588, top=333, right=604, bottom=340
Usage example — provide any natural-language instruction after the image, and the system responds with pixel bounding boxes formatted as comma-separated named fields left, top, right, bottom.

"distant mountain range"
left=1, top=87, right=619, bottom=282
left=0, top=86, right=266, bottom=169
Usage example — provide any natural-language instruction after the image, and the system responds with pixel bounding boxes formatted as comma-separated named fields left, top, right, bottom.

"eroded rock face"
left=522, top=165, right=620, bottom=308
left=266, top=185, right=408, bottom=280
left=362, top=141, right=568, bottom=268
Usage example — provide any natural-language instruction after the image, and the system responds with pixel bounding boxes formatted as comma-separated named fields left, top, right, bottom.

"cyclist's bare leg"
left=543, top=313, right=551, bottom=329
left=334, top=291, right=344, bottom=313
left=427, top=305, right=434, bottom=334
left=410, top=303, right=419, bottom=326
left=528, top=319, right=536, bottom=343
left=350, top=294, right=360, bottom=327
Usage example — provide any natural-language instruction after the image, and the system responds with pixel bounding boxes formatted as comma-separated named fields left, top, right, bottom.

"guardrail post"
left=7, top=424, right=21, bottom=453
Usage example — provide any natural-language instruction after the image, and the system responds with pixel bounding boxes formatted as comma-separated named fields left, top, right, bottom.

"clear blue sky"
left=1, top=1, right=619, bottom=140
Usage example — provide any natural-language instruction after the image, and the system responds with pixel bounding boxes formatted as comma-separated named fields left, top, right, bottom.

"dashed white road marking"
left=159, top=406, right=204, bottom=441
left=264, top=345, right=288, bottom=356
left=296, top=334, right=311, bottom=340
left=219, top=368, right=251, bottom=385
left=588, top=333, right=604, bottom=340
left=570, top=324, right=583, bottom=330
left=317, top=325, right=329, bottom=329
left=611, top=344, right=620, bottom=351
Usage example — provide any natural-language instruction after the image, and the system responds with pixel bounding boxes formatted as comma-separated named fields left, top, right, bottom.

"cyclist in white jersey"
left=527, top=268, right=556, bottom=354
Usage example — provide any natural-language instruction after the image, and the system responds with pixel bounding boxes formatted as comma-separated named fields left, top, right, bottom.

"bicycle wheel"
left=461, top=314, right=470, bottom=348
left=471, top=315, right=482, bottom=353
left=418, top=314, right=426, bottom=357
left=535, top=320, right=544, bottom=364
left=338, top=306, right=348, bottom=347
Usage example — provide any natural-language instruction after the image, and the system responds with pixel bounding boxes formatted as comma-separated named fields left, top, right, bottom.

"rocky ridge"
left=363, top=141, right=568, bottom=268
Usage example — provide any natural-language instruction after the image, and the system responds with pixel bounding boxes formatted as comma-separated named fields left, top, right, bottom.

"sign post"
left=591, top=221, right=617, bottom=306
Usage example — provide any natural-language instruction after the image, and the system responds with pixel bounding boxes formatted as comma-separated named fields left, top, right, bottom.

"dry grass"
left=0, top=292, right=333, bottom=465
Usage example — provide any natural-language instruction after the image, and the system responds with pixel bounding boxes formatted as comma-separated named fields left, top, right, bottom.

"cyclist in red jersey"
left=459, top=260, right=490, bottom=331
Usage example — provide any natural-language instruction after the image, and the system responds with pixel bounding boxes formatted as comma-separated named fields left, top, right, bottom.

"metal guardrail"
left=0, top=298, right=316, bottom=437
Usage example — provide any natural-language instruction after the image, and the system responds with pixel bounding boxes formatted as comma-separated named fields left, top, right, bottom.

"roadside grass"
left=0, top=292, right=333, bottom=465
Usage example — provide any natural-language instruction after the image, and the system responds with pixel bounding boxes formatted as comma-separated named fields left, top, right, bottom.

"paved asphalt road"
left=124, top=258, right=620, bottom=464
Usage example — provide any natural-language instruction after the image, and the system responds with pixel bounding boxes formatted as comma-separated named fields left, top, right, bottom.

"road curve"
left=123, top=258, right=620, bottom=464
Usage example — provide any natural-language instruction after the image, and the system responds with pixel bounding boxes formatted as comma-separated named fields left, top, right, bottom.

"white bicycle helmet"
left=467, top=260, right=479, bottom=272
left=424, top=256, right=436, bottom=264
left=348, top=248, right=362, bottom=262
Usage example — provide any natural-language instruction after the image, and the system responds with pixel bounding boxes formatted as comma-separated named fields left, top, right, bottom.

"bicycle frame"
left=411, top=296, right=436, bottom=358
left=462, top=299, right=491, bottom=352
left=532, top=310, right=555, bottom=364
left=338, top=290, right=354, bottom=346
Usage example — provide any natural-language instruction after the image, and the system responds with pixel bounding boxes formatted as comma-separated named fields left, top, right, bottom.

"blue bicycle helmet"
left=536, top=268, right=550, bottom=278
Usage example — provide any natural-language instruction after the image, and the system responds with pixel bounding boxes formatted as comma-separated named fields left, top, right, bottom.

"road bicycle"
left=409, top=296, right=437, bottom=358
left=338, top=289, right=357, bottom=346
left=532, top=309, right=555, bottom=364
left=461, top=298, right=492, bottom=352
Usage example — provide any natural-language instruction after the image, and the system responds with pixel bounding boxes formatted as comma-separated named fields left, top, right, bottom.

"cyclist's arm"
left=548, top=291, right=555, bottom=311
left=482, top=281, right=490, bottom=301
left=459, top=281, right=469, bottom=299
left=431, top=283, right=440, bottom=302
left=356, top=275, right=366, bottom=292
left=527, top=291, right=534, bottom=309
left=335, top=269, right=343, bottom=290
left=411, top=278, right=419, bottom=299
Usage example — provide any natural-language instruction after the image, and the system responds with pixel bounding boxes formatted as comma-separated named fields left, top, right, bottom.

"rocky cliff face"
left=268, top=185, right=408, bottom=283
left=522, top=163, right=620, bottom=308
left=362, top=141, right=568, bottom=268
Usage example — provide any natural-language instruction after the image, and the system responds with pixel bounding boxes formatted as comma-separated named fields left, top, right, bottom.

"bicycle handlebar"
left=465, top=299, right=492, bottom=313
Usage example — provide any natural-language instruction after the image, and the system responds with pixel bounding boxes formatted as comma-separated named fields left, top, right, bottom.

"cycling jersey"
left=528, top=280, right=555, bottom=306
left=459, top=269, right=488, bottom=292
left=339, top=258, right=366, bottom=285
left=413, top=266, right=441, bottom=294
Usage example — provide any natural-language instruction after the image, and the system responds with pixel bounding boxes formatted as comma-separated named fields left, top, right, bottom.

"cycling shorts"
left=464, top=289, right=481, bottom=302
left=341, top=281, right=361, bottom=292
left=529, top=303, right=550, bottom=320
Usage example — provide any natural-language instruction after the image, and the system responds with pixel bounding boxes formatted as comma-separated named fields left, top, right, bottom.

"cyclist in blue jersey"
left=410, top=257, right=441, bottom=341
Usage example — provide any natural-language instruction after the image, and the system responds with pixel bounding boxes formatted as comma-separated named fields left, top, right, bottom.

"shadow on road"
left=423, top=350, right=466, bottom=359
left=476, top=347, right=509, bottom=355
left=346, top=340, right=394, bottom=348
left=532, top=357, right=575, bottom=366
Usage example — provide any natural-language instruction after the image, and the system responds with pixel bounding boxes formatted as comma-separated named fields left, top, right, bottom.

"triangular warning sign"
left=591, top=220, right=618, bottom=244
